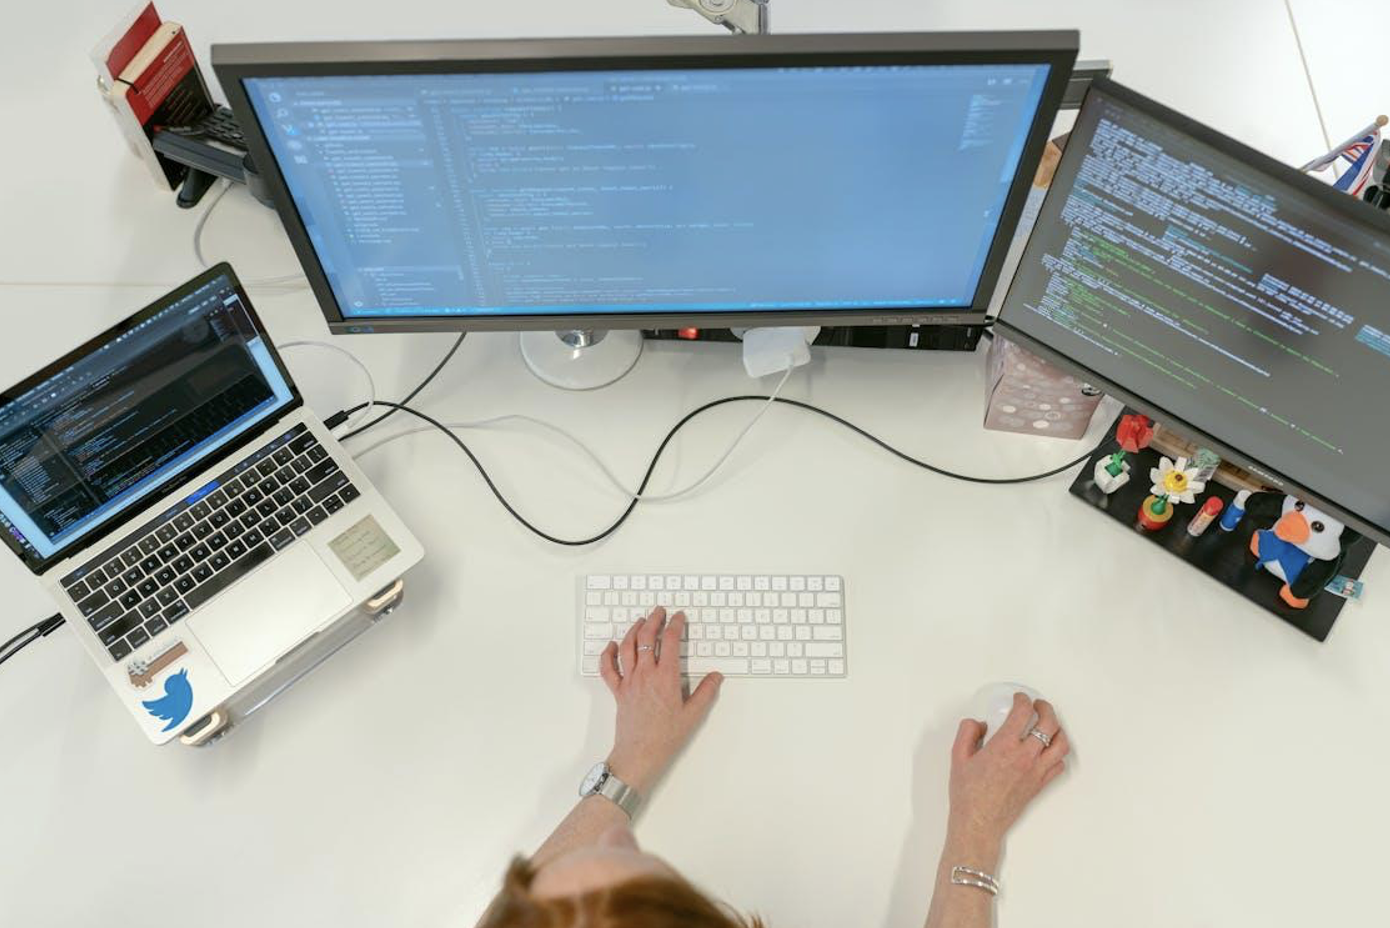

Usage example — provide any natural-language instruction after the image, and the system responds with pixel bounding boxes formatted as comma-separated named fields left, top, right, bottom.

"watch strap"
left=596, top=769, right=642, bottom=818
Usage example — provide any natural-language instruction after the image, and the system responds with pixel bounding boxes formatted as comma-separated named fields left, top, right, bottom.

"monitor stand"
left=519, top=329, right=644, bottom=390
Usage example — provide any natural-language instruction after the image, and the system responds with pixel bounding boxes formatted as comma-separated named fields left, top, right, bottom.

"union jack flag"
left=1332, top=128, right=1381, bottom=197
left=1300, top=117, right=1387, bottom=197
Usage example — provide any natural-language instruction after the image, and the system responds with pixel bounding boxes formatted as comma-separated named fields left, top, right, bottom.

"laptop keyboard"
left=58, top=423, right=360, bottom=663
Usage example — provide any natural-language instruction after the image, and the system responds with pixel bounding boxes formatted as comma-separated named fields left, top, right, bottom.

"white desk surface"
left=2, top=3, right=1387, bottom=927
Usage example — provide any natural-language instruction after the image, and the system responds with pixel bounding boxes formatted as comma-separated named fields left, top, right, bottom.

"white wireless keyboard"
left=579, top=573, right=846, bottom=678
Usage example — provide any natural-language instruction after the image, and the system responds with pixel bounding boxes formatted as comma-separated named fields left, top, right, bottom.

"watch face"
left=580, top=762, right=609, bottom=797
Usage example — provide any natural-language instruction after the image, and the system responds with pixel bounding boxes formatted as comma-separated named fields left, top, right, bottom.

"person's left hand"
left=599, top=606, right=723, bottom=794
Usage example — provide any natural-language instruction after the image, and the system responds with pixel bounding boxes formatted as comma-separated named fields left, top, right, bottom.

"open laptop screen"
left=0, top=268, right=296, bottom=570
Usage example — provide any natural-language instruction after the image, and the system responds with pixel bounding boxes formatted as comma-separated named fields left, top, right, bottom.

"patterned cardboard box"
left=984, top=335, right=1102, bottom=439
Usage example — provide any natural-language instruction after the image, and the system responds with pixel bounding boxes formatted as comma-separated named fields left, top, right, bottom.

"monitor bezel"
left=213, top=31, right=1078, bottom=334
left=0, top=263, right=304, bottom=575
left=995, top=77, right=1390, bottom=549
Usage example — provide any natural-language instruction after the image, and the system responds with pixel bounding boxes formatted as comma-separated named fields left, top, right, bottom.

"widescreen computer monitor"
left=213, top=32, right=1077, bottom=335
left=996, top=78, right=1390, bottom=548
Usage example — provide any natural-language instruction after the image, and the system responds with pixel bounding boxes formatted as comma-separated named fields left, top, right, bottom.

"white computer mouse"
left=970, top=682, right=1043, bottom=742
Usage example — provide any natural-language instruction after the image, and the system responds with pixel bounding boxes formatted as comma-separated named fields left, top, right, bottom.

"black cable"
left=0, top=613, right=65, bottom=668
left=340, top=396, right=1099, bottom=547
left=340, top=332, right=466, bottom=440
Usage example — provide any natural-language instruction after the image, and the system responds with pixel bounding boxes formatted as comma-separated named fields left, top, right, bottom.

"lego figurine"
left=1095, top=413, right=1154, bottom=494
left=1246, top=493, right=1360, bottom=609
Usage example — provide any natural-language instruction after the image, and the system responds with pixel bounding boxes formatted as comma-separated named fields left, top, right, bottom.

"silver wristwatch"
left=579, top=762, right=642, bottom=818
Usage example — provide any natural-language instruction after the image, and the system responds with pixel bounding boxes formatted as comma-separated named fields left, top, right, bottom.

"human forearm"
left=530, top=796, right=630, bottom=868
left=923, top=824, right=1002, bottom=928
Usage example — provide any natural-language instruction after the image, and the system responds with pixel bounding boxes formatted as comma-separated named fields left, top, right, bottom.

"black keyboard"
left=58, top=424, right=361, bottom=662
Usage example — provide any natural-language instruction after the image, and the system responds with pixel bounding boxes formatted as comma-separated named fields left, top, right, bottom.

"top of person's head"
left=478, top=857, right=765, bottom=928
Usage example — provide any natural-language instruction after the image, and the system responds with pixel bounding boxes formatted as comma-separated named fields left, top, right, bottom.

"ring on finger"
left=1026, top=727, right=1053, bottom=748
left=636, top=645, right=654, bottom=653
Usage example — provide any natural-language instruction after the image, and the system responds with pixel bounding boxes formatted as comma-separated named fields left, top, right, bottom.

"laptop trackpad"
left=189, top=544, right=353, bottom=686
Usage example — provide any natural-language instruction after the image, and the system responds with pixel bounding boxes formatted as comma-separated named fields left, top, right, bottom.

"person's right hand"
left=947, top=693, right=1069, bottom=849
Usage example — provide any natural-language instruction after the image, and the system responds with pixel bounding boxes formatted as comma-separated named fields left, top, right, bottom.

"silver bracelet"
left=950, top=865, right=1000, bottom=897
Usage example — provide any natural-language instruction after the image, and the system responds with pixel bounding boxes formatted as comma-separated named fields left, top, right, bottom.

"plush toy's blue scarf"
left=1255, top=529, right=1312, bottom=584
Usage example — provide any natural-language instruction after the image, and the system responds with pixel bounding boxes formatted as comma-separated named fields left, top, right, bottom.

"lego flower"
left=1149, top=456, right=1205, bottom=505
left=1115, top=414, right=1154, bottom=453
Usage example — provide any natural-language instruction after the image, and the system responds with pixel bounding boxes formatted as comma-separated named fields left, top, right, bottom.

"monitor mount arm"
left=666, top=0, right=770, bottom=35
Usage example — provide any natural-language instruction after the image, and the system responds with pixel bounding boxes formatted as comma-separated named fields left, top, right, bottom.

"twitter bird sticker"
left=142, top=669, right=194, bottom=732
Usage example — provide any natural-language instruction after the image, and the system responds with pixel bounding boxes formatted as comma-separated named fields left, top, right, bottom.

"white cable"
left=277, top=339, right=377, bottom=433
left=349, top=361, right=797, bottom=504
left=192, top=178, right=307, bottom=290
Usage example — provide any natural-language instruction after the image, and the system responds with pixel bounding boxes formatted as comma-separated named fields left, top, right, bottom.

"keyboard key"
left=339, top=484, right=360, bottom=504
left=293, top=457, right=313, bottom=474
left=157, top=544, right=179, bottom=563
left=273, top=446, right=294, bottom=467
left=191, top=544, right=211, bottom=562
left=86, top=566, right=107, bottom=586
left=144, top=617, right=168, bottom=636
left=292, top=498, right=312, bottom=515
left=258, top=476, right=279, bottom=495
left=243, top=529, right=264, bottom=547
left=183, top=542, right=274, bottom=611
left=227, top=539, right=247, bottom=559
left=156, top=587, right=180, bottom=607
left=256, top=459, right=277, bottom=477
left=272, top=487, right=294, bottom=507
left=66, top=579, right=90, bottom=601
left=137, top=578, right=159, bottom=597
left=192, top=522, right=213, bottom=540
left=121, top=548, right=143, bottom=569
left=98, top=611, right=141, bottom=645
left=269, top=529, right=294, bottom=550
left=256, top=500, right=278, bottom=518
left=227, top=499, right=247, bottom=517
left=156, top=524, right=179, bottom=544
left=306, top=505, right=328, bottom=526
left=190, top=501, right=211, bottom=521
left=206, top=490, right=228, bottom=509
left=290, top=433, right=317, bottom=455
left=140, top=555, right=161, bottom=574
left=209, top=551, right=230, bottom=572
left=243, top=488, right=264, bottom=506
left=322, top=494, right=344, bottom=514
left=138, top=536, right=160, bottom=556
left=210, top=510, right=230, bottom=528
left=289, top=517, right=312, bottom=537
left=175, top=533, right=196, bottom=551
left=155, top=567, right=176, bottom=586
left=173, top=513, right=194, bottom=532
left=163, top=602, right=190, bottom=624
left=225, top=521, right=245, bottom=540
left=119, top=590, right=142, bottom=610
left=306, top=444, right=328, bottom=463
left=173, top=555, right=194, bottom=574
left=208, top=532, right=228, bottom=551
left=122, top=566, right=144, bottom=585
left=192, top=563, right=213, bottom=583
left=242, top=509, right=264, bottom=527
left=127, top=627, right=150, bottom=649
left=305, top=458, right=340, bottom=486
left=308, top=471, right=349, bottom=503
left=104, top=577, right=128, bottom=597
left=222, top=477, right=243, bottom=496
left=88, top=600, right=123, bottom=631
left=684, top=658, right=750, bottom=676
left=175, top=576, right=196, bottom=594
left=805, top=643, right=844, bottom=658
left=108, top=639, right=132, bottom=661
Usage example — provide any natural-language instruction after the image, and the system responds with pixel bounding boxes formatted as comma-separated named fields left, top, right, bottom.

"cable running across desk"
left=331, top=396, right=1100, bottom=547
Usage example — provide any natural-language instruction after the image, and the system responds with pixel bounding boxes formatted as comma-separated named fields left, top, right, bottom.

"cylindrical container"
left=1138, top=495, right=1174, bottom=531
left=1219, top=489, right=1252, bottom=532
left=1187, top=496, right=1224, bottom=537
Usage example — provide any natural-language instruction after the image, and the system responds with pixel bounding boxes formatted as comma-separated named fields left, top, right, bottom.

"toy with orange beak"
left=1246, top=493, right=1360, bottom=609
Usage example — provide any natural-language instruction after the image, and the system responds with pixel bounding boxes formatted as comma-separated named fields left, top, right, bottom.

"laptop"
left=0, top=264, right=423, bottom=743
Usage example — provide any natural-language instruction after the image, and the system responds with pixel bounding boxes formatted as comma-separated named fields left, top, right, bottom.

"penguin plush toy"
left=1246, top=493, right=1359, bottom=609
